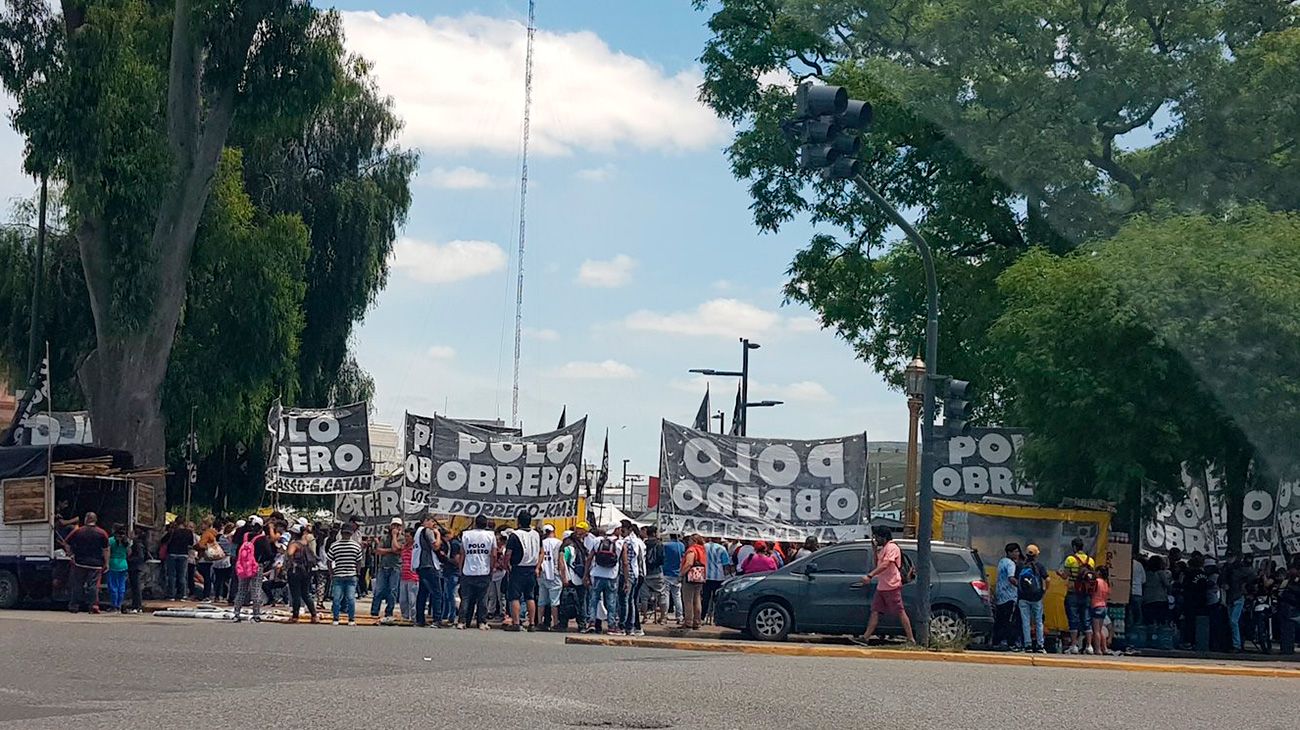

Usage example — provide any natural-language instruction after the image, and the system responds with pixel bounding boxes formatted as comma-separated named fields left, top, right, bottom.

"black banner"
left=931, top=428, right=1031, bottom=502
left=335, top=473, right=424, bottom=536
left=1, top=356, right=48, bottom=447
left=658, top=420, right=869, bottom=542
left=404, top=413, right=585, bottom=519
left=1143, top=464, right=1281, bottom=561
left=267, top=400, right=373, bottom=494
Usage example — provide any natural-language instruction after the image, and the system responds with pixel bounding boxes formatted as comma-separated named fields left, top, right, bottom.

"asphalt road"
left=1, top=611, right=1295, bottom=729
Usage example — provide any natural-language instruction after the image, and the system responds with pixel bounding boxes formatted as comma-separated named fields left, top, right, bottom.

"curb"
left=564, top=635, right=1300, bottom=679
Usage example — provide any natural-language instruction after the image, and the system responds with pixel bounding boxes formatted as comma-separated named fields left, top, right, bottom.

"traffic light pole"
left=854, top=174, right=939, bottom=646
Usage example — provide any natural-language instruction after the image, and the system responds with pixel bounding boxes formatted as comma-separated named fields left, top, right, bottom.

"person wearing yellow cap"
left=1017, top=544, right=1049, bottom=653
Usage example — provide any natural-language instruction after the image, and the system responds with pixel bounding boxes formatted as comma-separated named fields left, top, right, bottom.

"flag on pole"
left=594, top=429, right=610, bottom=503
left=692, top=385, right=710, bottom=431
left=729, top=383, right=743, bottom=436
left=1, top=355, right=49, bottom=446
left=557, top=406, right=567, bottom=430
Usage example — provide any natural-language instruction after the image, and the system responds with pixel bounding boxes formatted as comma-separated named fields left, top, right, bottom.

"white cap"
left=543, top=524, right=555, bottom=533
left=250, top=515, right=264, bottom=526
left=562, top=530, right=573, bottom=539
left=297, top=517, right=309, bottom=526
left=390, top=517, right=404, bottom=526
left=235, top=520, right=246, bottom=528
left=289, top=524, right=303, bottom=535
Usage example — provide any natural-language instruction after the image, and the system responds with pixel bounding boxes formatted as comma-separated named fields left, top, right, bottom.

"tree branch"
left=1087, top=134, right=1141, bottom=193
left=1099, top=100, right=1163, bottom=137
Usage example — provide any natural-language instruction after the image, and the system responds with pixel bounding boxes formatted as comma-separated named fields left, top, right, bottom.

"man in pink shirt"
left=853, top=526, right=916, bottom=646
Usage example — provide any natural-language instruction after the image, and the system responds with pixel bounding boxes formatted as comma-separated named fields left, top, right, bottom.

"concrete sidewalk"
left=566, top=633, right=1300, bottom=679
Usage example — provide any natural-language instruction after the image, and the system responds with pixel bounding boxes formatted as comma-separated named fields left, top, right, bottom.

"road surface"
left=0, top=611, right=1294, bottom=729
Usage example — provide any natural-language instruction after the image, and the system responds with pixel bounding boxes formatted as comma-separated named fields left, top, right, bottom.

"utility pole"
left=622, top=458, right=630, bottom=514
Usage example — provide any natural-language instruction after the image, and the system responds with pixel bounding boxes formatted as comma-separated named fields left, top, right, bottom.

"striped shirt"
left=327, top=538, right=363, bottom=578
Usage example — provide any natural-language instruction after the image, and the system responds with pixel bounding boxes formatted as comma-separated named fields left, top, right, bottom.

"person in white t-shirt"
left=456, top=515, right=497, bottom=629
left=505, top=512, right=542, bottom=632
left=619, top=521, right=646, bottom=636
left=585, top=525, right=623, bottom=634
left=537, top=524, right=567, bottom=631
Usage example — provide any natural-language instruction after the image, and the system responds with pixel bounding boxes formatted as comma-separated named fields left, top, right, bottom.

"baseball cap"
left=576, top=521, right=589, bottom=530
left=562, top=530, right=573, bottom=539
left=289, top=524, right=303, bottom=535
left=390, top=517, right=404, bottom=526
left=543, top=524, right=555, bottom=533
left=1026, top=544, right=1040, bottom=557
left=249, top=515, right=264, bottom=526
left=754, top=540, right=768, bottom=552
left=235, top=520, right=246, bottom=528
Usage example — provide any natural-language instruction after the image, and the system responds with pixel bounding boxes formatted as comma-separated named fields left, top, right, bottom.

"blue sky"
left=0, top=1, right=906, bottom=478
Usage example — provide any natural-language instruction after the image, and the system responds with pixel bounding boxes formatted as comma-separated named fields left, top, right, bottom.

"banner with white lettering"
left=15, top=411, right=95, bottom=446
left=1278, top=478, right=1300, bottom=559
left=404, top=414, right=585, bottom=520
left=335, top=473, right=425, bottom=536
left=931, top=428, right=1031, bottom=502
left=1143, top=464, right=1280, bottom=561
left=266, top=400, right=374, bottom=494
left=658, top=420, right=869, bottom=542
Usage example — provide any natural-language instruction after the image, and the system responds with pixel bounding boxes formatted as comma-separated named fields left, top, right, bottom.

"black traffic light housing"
left=940, top=377, right=973, bottom=437
left=792, top=83, right=873, bottom=180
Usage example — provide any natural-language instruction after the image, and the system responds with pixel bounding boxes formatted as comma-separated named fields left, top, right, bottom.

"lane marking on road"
left=564, top=636, right=1300, bottom=680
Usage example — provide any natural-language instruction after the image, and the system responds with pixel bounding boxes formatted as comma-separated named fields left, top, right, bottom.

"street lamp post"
left=622, top=458, right=630, bottom=514
left=785, top=82, right=942, bottom=645
left=712, top=410, right=726, bottom=434
left=689, top=338, right=778, bottom=436
left=903, top=357, right=926, bottom=536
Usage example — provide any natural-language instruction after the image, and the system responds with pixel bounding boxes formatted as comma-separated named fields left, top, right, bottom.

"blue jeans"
left=588, top=577, right=618, bottom=629
left=1019, top=599, right=1044, bottom=647
left=166, top=555, right=189, bottom=599
left=1229, top=597, right=1245, bottom=650
left=441, top=573, right=459, bottom=622
left=331, top=576, right=358, bottom=622
left=107, top=570, right=127, bottom=609
left=415, top=567, right=442, bottom=626
left=370, top=566, right=400, bottom=618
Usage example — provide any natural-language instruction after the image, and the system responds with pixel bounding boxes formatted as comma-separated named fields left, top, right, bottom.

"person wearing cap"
left=536, top=524, right=566, bottom=631
left=327, top=525, right=363, bottom=626
left=560, top=527, right=589, bottom=632
left=286, top=523, right=320, bottom=623
left=457, top=515, right=496, bottom=629
left=739, top=541, right=778, bottom=575
left=371, top=517, right=405, bottom=625
left=1018, top=544, right=1049, bottom=653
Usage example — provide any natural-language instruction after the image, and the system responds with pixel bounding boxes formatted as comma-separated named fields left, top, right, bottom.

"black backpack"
left=1018, top=563, right=1045, bottom=601
left=899, top=550, right=917, bottom=585
left=646, top=541, right=665, bottom=572
left=593, top=537, right=619, bottom=568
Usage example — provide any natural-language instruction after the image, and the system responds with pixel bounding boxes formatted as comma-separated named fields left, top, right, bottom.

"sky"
left=0, top=1, right=908, bottom=479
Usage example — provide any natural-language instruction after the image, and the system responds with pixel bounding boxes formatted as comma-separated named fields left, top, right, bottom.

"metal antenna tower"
left=511, top=0, right=535, bottom=429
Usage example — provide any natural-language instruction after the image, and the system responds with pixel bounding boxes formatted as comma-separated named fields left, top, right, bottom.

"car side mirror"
left=805, top=562, right=818, bottom=576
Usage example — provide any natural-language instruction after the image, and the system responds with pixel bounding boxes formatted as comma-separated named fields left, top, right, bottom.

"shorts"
left=507, top=567, right=538, bottom=602
left=1065, top=592, right=1091, bottom=633
left=871, top=588, right=904, bottom=617
left=1089, top=606, right=1108, bottom=620
left=538, top=577, right=563, bottom=607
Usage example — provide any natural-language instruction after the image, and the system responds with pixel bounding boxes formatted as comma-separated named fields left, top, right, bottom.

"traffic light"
left=793, top=83, right=872, bottom=180
left=941, top=378, right=973, bottom=437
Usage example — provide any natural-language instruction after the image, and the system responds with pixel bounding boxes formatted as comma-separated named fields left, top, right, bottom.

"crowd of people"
left=988, top=537, right=1300, bottom=656
left=121, top=510, right=822, bottom=633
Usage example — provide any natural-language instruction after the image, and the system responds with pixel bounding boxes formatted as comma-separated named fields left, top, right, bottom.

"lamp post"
left=622, top=458, right=630, bottom=514
left=712, top=410, right=726, bottom=434
left=689, top=338, right=777, bottom=436
left=903, top=357, right=926, bottom=536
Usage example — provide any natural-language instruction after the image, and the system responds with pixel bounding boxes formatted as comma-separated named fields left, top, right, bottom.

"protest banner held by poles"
left=404, top=413, right=586, bottom=520
left=265, top=400, right=374, bottom=494
left=658, top=420, right=870, bottom=542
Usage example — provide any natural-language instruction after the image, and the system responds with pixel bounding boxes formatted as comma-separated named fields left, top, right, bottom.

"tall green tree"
left=0, top=0, right=340, bottom=467
left=993, top=210, right=1300, bottom=548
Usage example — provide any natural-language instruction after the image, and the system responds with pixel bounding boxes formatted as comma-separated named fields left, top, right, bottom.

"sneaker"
left=456, top=623, right=467, bottom=630
left=332, top=620, right=340, bottom=626
left=379, top=617, right=396, bottom=626
left=526, top=624, right=535, bottom=633
left=633, top=629, right=646, bottom=637
left=348, top=621, right=357, bottom=626
left=1084, top=646, right=1096, bottom=655
left=1034, top=646, right=1047, bottom=654
left=479, top=623, right=491, bottom=631
left=1066, top=646, right=1081, bottom=655
left=1011, top=645, right=1023, bottom=653
left=90, top=606, right=101, bottom=615
left=582, top=626, right=597, bottom=634
left=505, top=624, right=521, bottom=633
left=607, top=629, right=625, bottom=636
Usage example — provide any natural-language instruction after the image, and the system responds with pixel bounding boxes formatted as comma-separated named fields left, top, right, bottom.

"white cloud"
left=390, top=237, right=508, bottom=283
left=577, top=254, right=637, bottom=288
left=422, top=165, right=498, bottom=189
left=425, top=345, right=456, bottom=360
left=549, top=360, right=638, bottom=380
left=625, top=299, right=781, bottom=338
left=341, top=12, right=727, bottom=155
left=576, top=164, right=616, bottom=182
left=771, top=380, right=833, bottom=403
left=525, top=327, right=560, bottom=341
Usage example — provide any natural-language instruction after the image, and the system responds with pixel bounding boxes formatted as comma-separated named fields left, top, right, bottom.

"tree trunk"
left=1221, top=441, right=1253, bottom=556
left=77, top=335, right=169, bottom=468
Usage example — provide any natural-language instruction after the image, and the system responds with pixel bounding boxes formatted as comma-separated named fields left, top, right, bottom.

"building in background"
left=369, top=421, right=401, bottom=476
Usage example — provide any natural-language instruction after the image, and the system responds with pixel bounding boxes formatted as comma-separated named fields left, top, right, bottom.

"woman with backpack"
left=287, top=525, right=320, bottom=623
left=233, top=517, right=275, bottom=623
left=1017, top=544, right=1049, bottom=653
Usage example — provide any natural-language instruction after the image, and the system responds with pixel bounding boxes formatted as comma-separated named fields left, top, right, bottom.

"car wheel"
left=0, top=570, right=19, bottom=609
left=929, top=608, right=970, bottom=646
left=748, top=601, right=791, bottom=642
